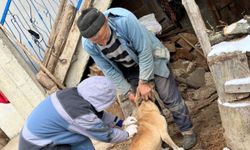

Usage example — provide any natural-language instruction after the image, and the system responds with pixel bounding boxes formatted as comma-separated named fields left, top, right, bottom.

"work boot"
left=182, top=130, right=197, bottom=149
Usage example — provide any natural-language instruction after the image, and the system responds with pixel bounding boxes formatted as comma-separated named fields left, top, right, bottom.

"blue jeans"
left=121, top=65, right=193, bottom=132
left=19, top=132, right=95, bottom=150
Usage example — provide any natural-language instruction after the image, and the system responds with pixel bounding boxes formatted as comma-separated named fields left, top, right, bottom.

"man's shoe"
left=182, top=132, right=197, bottom=149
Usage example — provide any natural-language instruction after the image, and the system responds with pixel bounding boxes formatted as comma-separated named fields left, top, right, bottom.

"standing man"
left=19, top=76, right=138, bottom=150
left=77, top=7, right=197, bottom=149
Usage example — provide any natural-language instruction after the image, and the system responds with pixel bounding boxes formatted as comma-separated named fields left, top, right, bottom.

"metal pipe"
left=1, top=0, right=12, bottom=25
left=76, top=0, right=83, bottom=10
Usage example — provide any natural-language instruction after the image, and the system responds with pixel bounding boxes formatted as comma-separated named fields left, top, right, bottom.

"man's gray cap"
left=77, top=8, right=106, bottom=38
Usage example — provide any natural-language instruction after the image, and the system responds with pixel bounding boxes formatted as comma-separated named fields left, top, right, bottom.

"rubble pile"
left=165, top=32, right=218, bottom=115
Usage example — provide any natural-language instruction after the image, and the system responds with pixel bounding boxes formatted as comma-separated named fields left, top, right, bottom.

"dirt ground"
left=170, top=101, right=225, bottom=150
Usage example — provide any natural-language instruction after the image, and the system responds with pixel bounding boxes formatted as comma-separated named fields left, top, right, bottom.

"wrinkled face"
left=89, top=19, right=111, bottom=46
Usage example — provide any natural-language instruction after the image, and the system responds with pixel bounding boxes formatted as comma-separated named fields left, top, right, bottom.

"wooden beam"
left=46, top=5, right=77, bottom=73
left=223, top=19, right=250, bottom=36
left=225, top=77, right=250, bottom=93
left=54, top=0, right=92, bottom=84
left=182, top=0, right=212, bottom=56
left=218, top=99, right=250, bottom=150
left=178, top=34, right=206, bottom=58
left=64, top=42, right=90, bottom=87
left=54, top=0, right=112, bottom=84
left=43, top=0, right=67, bottom=67
left=208, top=52, right=250, bottom=102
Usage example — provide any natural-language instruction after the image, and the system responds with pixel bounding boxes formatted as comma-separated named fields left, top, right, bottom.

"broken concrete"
left=186, top=67, right=206, bottom=89
left=193, top=85, right=217, bottom=100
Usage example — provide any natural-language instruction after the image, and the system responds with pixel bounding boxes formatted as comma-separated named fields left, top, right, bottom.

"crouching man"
left=19, top=76, right=137, bottom=150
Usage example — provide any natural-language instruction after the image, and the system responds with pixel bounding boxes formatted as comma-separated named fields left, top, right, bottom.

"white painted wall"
left=0, top=28, right=46, bottom=138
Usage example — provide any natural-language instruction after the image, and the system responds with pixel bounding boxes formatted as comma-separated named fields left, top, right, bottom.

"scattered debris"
left=186, top=67, right=206, bottom=89
left=193, top=86, right=217, bottom=100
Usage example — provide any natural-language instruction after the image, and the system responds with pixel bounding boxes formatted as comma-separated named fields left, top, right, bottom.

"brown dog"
left=129, top=99, right=184, bottom=150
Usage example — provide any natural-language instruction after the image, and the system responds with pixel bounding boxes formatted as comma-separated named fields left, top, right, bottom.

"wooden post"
left=182, top=0, right=212, bottom=56
left=54, top=0, right=91, bottom=83
left=218, top=99, right=250, bottom=150
left=36, top=4, right=76, bottom=90
left=182, top=0, right=250, bottom=149
left=208, top=52, right=250, bottom=102
left=46, top=5, right=77, bottom=73
left=43, top=0, right=67, bottom=67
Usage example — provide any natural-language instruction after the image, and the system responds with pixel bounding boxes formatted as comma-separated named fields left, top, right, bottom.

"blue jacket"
left=19, top=88, right=128, bottom=150
left=83, top=8, right=170, bottom=95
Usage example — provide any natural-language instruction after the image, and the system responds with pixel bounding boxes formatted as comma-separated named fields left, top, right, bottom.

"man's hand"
left=128, top=91, right=136, bottom=102
left=137, top=81, right=153, bottom=100
left=123, top=116, right=137, bottom=126
left=124, top=124, right=138, bottom=139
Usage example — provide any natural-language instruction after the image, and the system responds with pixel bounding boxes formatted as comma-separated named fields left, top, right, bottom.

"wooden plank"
left=36, top=71, right=56, bottom=90
left=94, top=0, right=112, bottom=12
left=54, top=0, right=92, bottom=84
left=64, top=41, right=90, bottom=87
left=208, top=52, right=250, bottom=102
left=178, top=34, right=205, bottom=58
left=177, top=38, right=192, bottom=51
left=43, top=0, right=67, bottom=66
left=54, top=0, right=112, bottom=84
left=54, top=15, right=83, bottom=83
left=164, top=41, right=176, bottom=53
left=218, top=99, right=250, bottom=150
left=223, top=19, right=250, bottom=36
left=180, top=33, right=198, bottom=45
left=225, top=77, right=250, bottom=93
left=46, top=5, right=77, bottom=73
left=182, top=0, right=212, bottom=56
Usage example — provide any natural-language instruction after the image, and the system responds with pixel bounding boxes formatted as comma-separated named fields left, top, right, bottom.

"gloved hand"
left=123, top=116, right=137, bottom=126
left=124, top=124, right=138, bottom=139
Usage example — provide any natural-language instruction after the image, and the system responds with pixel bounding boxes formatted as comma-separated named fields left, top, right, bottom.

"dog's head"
left=135, top=98, right=161, bottom=120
